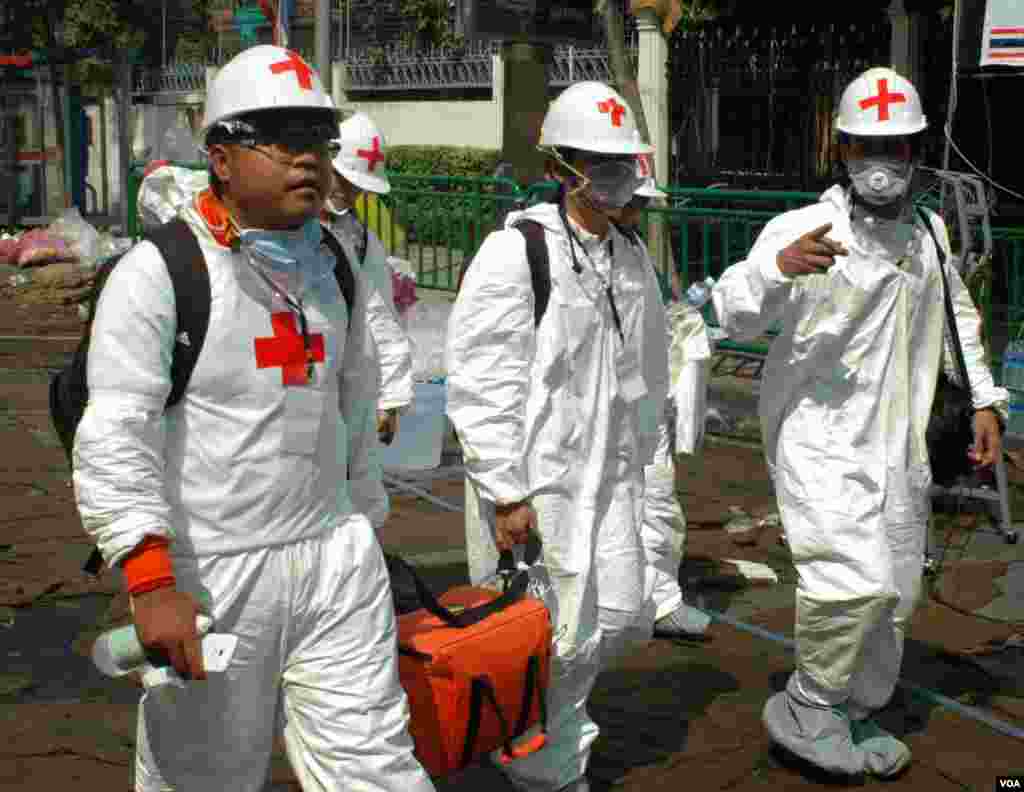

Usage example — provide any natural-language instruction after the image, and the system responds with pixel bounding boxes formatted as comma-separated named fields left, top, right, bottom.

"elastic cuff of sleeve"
left=121, top=537, right=175, bottom=595
left=759, top=252, right=793, bottom=284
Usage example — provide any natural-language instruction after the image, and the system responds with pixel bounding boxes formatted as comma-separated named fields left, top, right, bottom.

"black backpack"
left=50, top=217, right=356, bottom=574
left=456, top=217, right=644, bottom=328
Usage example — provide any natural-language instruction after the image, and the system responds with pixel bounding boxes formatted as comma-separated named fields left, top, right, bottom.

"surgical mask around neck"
left=238, top=216, right=322, bottom=272
left=847, top=157, right=914, bottom=207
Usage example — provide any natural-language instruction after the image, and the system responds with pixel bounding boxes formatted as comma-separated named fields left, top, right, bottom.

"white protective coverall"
left=447, top=202, right=669, bottom=791
left=641, top=301, right=713, bottom=631
left=73, top=196, right=434, bottom=792
left=711, top=186, right=1007, bottom=768
left=328, top=207, right=414, bottom=412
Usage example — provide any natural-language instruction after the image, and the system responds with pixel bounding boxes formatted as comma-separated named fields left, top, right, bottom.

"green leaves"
left=388, top=145, right=501, bottom=179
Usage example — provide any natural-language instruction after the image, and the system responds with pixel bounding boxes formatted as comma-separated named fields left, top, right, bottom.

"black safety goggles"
left=208, top=111, right=339, bottom=152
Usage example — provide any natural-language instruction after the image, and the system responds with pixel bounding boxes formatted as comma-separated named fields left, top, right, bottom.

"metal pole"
left=162, top=0, right=167, bottom=69
left=316, top=0, right=331, bottom=92
left=99, top=93, right=109, bottom=217
left=35, top=64, right=47, bottom=218
left=940, top=0, right=961, bottom=217
left=118, top=58, right=132, bottom=234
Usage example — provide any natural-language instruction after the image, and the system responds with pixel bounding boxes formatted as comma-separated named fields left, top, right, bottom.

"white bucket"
left=379, top=382, right=449, bottom=471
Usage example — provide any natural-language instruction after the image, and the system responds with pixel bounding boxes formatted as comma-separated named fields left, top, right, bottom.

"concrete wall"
left=331, top=55, right=505, bottom=150
left=339, top=99, right=501, bottom=149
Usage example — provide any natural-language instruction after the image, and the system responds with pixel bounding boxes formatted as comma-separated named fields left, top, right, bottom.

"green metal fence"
left=380, top=174, right=521, bottom=292
left=126, top=165, right=1024, bottom=369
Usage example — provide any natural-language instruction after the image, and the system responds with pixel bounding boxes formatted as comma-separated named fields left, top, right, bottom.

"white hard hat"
left=332, top=112, right=390, bottom=195
left=835, top=67, right=927, bottom=137
left=633, top=152, right=666, bottom=198
left=539, top=81, right=653, bottom=155
left=201, top=46, right=338, bottom=140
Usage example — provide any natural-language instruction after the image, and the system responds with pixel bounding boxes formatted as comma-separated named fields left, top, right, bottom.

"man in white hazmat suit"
left=73, top=46, right=435, bottom=792
left=323, top=110, right=413, bottom=446
left=620, top=159, right=712, bottom=640
left=711, top=67, right=1006, bottom=778
left=446, top=81, right=669, bottom=792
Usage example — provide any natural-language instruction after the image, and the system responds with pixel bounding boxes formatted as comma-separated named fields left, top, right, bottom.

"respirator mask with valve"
left=550, top=149, right=643, bottom=218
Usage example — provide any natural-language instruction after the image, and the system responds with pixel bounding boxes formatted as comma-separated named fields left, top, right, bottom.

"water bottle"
left=92, top=614, right=213, bottom=686
left=1003, top=337, right=1024, bottom=435
left=684, top=276, right=715, bottom=310
left=1004, top=339, right=1024, bottom=390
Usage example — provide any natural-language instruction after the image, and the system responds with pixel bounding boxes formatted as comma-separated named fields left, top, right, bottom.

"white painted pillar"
left=635, top=7, right=672, bottom=284
left=492, top=51, right=505, bottom=151
left=635, top=7, right=669, bottom=186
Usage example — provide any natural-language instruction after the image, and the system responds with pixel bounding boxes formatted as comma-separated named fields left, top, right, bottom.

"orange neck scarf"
left=194, top=188, right=241, bottom=249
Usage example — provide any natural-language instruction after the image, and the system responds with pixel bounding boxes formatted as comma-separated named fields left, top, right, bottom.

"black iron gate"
left=669, top=16, right=893, bottom=192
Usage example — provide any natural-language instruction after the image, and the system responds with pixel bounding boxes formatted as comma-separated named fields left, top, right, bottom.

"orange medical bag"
left=392, top=551, right=552, bottom=778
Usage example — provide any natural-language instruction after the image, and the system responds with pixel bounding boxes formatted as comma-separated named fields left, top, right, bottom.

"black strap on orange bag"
left=460, top=652, right=548, bottom=769
left=386, top=535, right=540, bottom=629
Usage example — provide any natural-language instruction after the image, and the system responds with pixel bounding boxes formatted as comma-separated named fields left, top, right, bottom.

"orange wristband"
left=121, top=536, right=176, bottom=596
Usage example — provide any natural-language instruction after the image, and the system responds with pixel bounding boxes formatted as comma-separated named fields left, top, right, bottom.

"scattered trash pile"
left=1, top=208, right=132, bottom=310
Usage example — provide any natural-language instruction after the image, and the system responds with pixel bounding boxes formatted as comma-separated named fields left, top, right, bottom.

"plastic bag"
left=10, top=228, right=76, bottom=268
left=138, top=165, right=210, bottom=230
left=667, top=301, right=714, bottom=454
left=0, top=234, right=20, bottom=266
left=48, top=207, right=101, bottom=268
left=391, top=267, right=418, bottom=316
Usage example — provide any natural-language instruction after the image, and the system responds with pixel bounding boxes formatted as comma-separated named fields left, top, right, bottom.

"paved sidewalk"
left=0, top=298, right=1021, bottom=791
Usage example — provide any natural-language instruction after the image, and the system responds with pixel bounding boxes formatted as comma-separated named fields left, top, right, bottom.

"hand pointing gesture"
left=777, top=223, right=849, bottom=277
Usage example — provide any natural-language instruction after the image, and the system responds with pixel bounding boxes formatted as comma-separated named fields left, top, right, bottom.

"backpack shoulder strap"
left=145, top=218, right=210, bottom=408
left=321, top=226, right=356, bottom=326
left=611, top=221, right=643, bottom=248
left=512, top=219, right=551, bottom=328
left=916, top=207, right=970, bottom=388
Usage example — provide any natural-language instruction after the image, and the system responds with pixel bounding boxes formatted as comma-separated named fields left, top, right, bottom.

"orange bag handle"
left=498, top=732, right=548, bottom=763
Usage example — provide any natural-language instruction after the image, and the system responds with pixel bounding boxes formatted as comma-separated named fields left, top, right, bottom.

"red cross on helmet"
left=200, top=45, right=339, bottom=142
left=835, top=67, right=927, bottom=137
left=539, top=81, right=653, bottom=155
left=332, top=112, right=391, bottom=195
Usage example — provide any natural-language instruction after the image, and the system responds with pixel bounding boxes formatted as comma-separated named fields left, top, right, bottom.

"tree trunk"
left=596, top=0, right=651, bottom=148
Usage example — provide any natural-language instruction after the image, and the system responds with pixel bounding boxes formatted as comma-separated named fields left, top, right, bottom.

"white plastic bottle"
left=684, top=276, right=715, bottom=310
left=92, top=614, right=213, bottom=685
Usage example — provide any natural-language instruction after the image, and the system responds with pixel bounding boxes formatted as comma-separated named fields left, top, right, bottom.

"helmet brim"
left=538, top=137, right=654, bottom=156
left=834, top=118, right=928, bottom=137
left=334, top=164, right=391, bottom=195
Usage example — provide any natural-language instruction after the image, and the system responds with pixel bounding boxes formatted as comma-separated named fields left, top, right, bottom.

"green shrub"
left=392, top=190, right=517, bottom=247
left=387, top=145, right=501, bottom=179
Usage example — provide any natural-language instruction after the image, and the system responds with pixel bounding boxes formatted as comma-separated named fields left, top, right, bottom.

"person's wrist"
left=495, top=500, right=526, bottom=515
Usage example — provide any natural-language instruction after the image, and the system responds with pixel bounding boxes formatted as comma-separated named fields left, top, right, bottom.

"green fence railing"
left=125, top=164, right=1024, bottom=375
left=380, top=174, right=521, bottom=292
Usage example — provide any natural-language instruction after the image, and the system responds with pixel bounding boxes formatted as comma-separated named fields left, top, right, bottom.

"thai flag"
left=981, top=0, right=1024, bottom=66
left=987, top=26, right=1024, bottom=62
